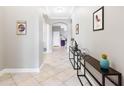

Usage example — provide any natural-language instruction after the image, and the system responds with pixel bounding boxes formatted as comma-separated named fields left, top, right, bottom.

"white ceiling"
left=45, top=6, right=74, bottom=19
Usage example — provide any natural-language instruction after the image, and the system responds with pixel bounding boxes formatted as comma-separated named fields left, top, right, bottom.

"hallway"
left=0, top=1, right=124, bottom=93
left=0, top=47, right=89, bottom=86
left=0, top=6, right=124, bottom=86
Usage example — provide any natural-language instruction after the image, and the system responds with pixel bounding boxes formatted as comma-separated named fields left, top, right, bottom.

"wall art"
left=16, top=20, right=27, bottom=35
left=93, top=6, right=104, bottom=31
left=76, top=24, right=79, bottom=34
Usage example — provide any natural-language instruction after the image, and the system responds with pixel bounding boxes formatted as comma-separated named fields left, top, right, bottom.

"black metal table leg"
left=102, top=75, right=105, bottom=86
left=73, top=51, right=75, bottom=69
left=118, top=74, right=122, bottom=86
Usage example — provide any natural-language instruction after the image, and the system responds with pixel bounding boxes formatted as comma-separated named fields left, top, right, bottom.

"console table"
left=76, top=51, right=122, bottom=86
left=69, top=46, right=81, bottom=70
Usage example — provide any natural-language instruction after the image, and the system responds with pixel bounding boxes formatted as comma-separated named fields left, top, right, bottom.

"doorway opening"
left=52, top=22, right=68, bottom=50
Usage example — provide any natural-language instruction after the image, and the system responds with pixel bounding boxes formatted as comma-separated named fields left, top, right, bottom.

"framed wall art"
left=75, top=24, right=79, bottom=35
left=93, top=6, right=104, bottom=31
left=16, top=20, right=27, bottom=35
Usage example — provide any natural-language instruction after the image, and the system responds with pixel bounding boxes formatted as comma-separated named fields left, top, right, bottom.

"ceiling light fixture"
left=55, top=7, right=65, bottom=13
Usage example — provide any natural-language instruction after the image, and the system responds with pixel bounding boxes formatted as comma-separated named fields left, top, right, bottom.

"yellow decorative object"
left=101, top=53, right=108, bottom=59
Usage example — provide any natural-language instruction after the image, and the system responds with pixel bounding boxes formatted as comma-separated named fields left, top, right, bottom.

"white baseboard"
left=1, top=68, right=40, bottom=74
left=43, top=52, right=47, bottom=54
left=43, top=51, right=52, bottom=54
left=0, top=70, right=5, bottom=76
left=39, top=62, right=45, bottom=70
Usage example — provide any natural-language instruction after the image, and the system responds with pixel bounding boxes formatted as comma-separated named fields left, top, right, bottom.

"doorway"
left=52, top=22, right=68, bottom=50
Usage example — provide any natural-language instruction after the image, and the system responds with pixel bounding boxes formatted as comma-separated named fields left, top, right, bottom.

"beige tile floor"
left=0, top=47, right=89, bottom=86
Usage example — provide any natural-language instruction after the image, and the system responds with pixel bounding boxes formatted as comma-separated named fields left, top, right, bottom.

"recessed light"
left=55, top=7, right=65, bottom=13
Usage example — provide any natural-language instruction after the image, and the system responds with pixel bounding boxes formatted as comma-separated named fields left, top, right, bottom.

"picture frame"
left=16, top=20, right=27, bottom=35
left=75, top=24, right=79, bottom=35
left=93, top=6, right=104, bottom=31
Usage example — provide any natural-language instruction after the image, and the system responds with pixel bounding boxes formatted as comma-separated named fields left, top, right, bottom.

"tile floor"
left=0, top=47, right=89, bottom=86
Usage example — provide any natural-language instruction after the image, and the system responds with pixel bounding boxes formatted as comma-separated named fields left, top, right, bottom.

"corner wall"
left=39, top=11, right=44, bottom=68
left=72, top=6, right=124, bottom=85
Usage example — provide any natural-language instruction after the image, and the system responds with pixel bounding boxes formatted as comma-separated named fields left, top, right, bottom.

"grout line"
left=31, top=64, right=76, bottom=85
left=10, top=73, right=18, bottom=86
left=31, top=75, right=42, bottom=86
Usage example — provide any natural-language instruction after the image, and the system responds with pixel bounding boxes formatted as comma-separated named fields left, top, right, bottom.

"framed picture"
left=75, top=24, right=79, bottom=35
left=93, top=6, right=104, bottom=31
left=16, top=20, right=27, bottom=35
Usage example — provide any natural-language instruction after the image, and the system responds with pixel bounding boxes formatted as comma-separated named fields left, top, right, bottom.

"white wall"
left=72, top=6, right=124, bottom=85
left=46, top=24, right=51, bottom=53
left=42, top=19, right=51, bottom=53
left=39, top=10, right=44, bottom=68
left=42, top=15, right=47, bottom=52
left=3, top=7, right=40, bottom=69
left=0, top=7, right=4, bottom=70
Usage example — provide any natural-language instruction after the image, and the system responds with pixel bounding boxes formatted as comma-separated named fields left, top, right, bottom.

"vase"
left=100, top=59, right=109, bottom=70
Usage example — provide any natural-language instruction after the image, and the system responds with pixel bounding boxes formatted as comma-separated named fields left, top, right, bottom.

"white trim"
left=0, top=70, right=5, bottom=76
left=40, top=62, right=45, bottom=70
left=43, top=50, right=52, bottom=54
left=43, top=52, right=49, bottom=54
left=1, top=68, right=40, bottom=73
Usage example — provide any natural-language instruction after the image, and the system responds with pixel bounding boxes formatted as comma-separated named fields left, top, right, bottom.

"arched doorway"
left=52, top=22, right=68, bottom=50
